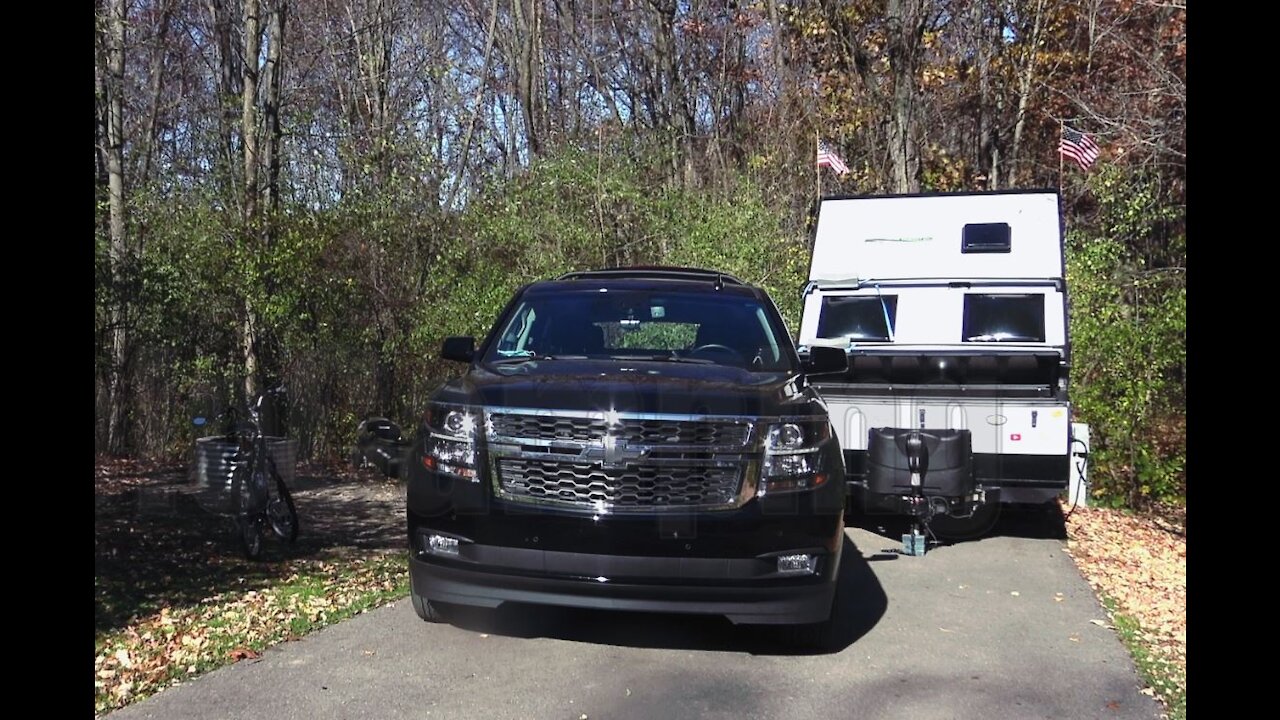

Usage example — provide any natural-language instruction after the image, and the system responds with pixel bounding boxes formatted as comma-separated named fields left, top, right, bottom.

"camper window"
left=962, top=294, right=1045, bottom=342
left=816, top=296, right=897, bottom=341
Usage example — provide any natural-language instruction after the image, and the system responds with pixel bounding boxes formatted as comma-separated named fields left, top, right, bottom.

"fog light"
left=426, top=534, right=460, bottom=556
left=776, top=553, right=818, bottom=575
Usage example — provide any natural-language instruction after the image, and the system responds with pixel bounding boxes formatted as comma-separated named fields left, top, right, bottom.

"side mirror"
left=441, top=336, right=476, bottom=363
left=803, top=346, right=847, bottom=377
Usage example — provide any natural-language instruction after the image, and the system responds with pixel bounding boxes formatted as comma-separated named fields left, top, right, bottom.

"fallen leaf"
left=229, top=647, right=261, bottom=661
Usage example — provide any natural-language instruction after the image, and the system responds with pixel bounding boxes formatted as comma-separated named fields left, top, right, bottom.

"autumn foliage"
left=95, top=0, right=1185, bottom=508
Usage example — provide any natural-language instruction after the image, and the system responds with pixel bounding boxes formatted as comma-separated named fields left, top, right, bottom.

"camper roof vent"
left=961, top=222, right=1012, bottom=254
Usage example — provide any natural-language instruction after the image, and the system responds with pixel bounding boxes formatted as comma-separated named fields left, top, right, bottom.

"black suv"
left=406, top=268, right=849, bottom=637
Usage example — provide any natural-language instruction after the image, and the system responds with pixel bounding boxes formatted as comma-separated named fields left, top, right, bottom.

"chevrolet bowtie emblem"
left=585, top=435, right=647, bottom=468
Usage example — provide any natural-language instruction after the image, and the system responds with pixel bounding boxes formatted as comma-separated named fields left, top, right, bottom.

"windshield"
left=485, top=289, right=796, bottom=371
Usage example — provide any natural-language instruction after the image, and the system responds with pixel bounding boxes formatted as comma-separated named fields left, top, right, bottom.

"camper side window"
left=816, top=296, right=897, bottom=341
left=963, top=294, right=1045, bottom=342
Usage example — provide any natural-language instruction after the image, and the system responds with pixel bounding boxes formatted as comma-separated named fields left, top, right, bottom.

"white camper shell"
left=799, top=191, right=1072, bottom=532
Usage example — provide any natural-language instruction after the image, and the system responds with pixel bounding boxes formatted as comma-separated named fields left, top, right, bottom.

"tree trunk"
left=94, top=18, right=109, bottom=199
left=347, top=0, right=392, bottom=183
left=242, top=0, right=262, bottom=401
left=264, top=1, right=287, bottom=216
left=648, top=0, right=692, bottom=186
left=207, top=0, right=244, bottom=196
left=978, top=0, right=1000, bottom=188
left=1009, top=0, right=1046, bottom=186
left=886, top=0, right=922, bottom=193
left=139, top=0, right=175, bottom=184
left=512, top=0, right=542, bottom=157
left=104, top=0, right=131, bottom=454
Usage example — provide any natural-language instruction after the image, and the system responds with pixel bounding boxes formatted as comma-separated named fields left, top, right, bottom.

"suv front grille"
left=485, top=409, right=757, bottom=513
left=496, top=459, right=743, bottom=509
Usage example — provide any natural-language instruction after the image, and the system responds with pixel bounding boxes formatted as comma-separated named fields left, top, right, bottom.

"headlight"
left=760, top=421, right=830, bottom=496
left=422, top=405, right=479, bottom=480
left=767, top=423, right=806, bottom=452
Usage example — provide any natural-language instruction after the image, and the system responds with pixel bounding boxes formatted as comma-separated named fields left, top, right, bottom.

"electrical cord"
left=1064, top=437, right=1090, bottom=520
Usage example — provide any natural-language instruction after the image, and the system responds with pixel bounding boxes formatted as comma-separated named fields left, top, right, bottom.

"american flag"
left=1059, top=126, right=1101, bottom=170
left=817, top=142, right=849, bottom=176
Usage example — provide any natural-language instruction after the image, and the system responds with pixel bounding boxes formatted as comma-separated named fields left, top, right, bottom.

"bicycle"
left=195, top=386, right=299, bottom=559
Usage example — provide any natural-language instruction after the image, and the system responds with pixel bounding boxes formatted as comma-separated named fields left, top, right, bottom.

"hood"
left=430, top=358, right=817, bottom=417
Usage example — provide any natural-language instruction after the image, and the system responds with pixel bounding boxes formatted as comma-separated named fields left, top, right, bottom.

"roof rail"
left=556, top=266, right=745, bottom=286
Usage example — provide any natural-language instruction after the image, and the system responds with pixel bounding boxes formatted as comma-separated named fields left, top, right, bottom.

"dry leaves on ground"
left=1063, top=502, right=1186, bottom=670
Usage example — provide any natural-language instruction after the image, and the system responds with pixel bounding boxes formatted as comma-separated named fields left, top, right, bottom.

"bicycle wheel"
left=266, top=458, right=299, bottom=543
left=232, top=460, right=265, bottom=560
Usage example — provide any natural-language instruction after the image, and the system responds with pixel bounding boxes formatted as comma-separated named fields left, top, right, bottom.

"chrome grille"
left=496, top=459, right=743, bottom=509
left=488, top=412, right=751, bottom=447
left=484, top=408, right=757, bottom=512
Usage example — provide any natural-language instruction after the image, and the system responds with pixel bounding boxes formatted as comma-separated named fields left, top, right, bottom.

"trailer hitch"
left=902, top=431, right=931, bottom=556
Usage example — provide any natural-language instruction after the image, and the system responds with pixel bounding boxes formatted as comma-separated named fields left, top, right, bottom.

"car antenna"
left=714, top=273, right=724, bottom=291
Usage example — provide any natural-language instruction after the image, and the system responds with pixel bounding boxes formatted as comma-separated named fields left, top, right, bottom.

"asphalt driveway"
left=108, top=508, right=1162, bottom=720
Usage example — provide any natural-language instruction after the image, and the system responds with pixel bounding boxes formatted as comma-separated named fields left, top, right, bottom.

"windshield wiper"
left=656, top=356, right=718, bottom=365
left=491, top=352, right=592, bottom=363
left=490, top=352, right=556, bottom=364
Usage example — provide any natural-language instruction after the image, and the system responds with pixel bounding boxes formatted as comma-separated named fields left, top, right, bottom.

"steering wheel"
left=687, top=343, right=744, bottom=362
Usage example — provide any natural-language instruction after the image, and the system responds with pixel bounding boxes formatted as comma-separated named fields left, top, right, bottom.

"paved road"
left=110, top=510, right=1162, bottom=720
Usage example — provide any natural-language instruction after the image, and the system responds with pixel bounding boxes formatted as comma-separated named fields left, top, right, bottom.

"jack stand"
left=902, top=522, right=927, bottom=556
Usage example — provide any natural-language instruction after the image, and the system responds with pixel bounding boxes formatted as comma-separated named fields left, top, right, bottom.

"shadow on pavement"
left=434, top=535, right=886, bottom=656
left=848, top=500, right=1068, bottom=550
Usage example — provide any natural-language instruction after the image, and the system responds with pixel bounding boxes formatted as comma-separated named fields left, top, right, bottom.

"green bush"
left=1067, top=167, right=1186, bottom=508
left=96, top=148, right=808, bottom=460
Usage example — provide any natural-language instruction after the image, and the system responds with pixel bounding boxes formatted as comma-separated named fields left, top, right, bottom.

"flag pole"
left=1058, top=119, right=1064, bottom=194
left=815, top=127, right=822, bottom=203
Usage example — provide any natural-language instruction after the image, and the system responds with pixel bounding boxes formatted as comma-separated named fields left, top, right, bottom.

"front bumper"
left=409, top=543, right=840, bottom=625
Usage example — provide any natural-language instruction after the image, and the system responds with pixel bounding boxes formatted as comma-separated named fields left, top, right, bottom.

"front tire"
left=411, top=591, right=446, bottom=623
left=776, top=581, right=840, bottom=651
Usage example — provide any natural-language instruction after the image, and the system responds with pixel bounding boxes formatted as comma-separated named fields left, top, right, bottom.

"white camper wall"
left=808, top=192, right=1063, bottom=282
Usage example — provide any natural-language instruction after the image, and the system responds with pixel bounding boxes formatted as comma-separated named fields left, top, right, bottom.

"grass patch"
left=1101, top=594, right=1186, bottom=720
left=94, top=550, right=409, bottom=716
